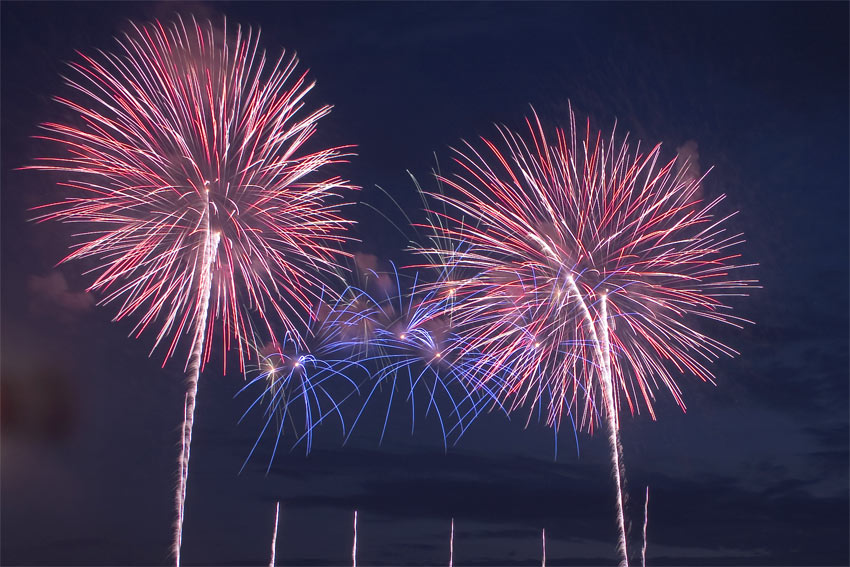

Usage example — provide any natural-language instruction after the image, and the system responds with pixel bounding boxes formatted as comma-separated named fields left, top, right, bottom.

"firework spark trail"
left=29, top=16, right=355, bottom=564
left=177, top=392, right=188, bottom=563
left=270, top=501, right=280, bottom=567
left=642, top=486, right=649, bottom=567
left=352, top=510, right=358, bottom=567
left=542, top=528, right=546, bottom=567
left=601, top=294, right=628, bottom=566
left=564, top=282, right=628, bottom=564
left=414, top=106, right=755, bottom=562
left=175, top=227, right=220, bottom=565
left=449, top=518, right=454, bottom=567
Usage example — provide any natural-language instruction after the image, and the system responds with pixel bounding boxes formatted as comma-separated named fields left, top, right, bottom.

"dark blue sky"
left=2, top=2, right=848, bottom=565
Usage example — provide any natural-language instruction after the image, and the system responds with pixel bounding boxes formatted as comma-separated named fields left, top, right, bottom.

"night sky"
left=2, top=2, right=848, bottom=566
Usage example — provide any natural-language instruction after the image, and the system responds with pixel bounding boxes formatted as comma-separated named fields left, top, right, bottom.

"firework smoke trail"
left=414, top=107, right=755, bottom=563
left=269, top=501, right=280, bottom=567
left=29, top=16, right=355, bottom=564
left=352, top=510, right=358, bottom=567
left=642, top=487, right=649, bottom=567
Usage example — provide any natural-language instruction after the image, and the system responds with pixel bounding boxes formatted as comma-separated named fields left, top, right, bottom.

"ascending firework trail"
left=414, top=106, right=755, bottom=565
left=542, top=528, right=546, bottom=567
left=270, top=502, right=280, bottom=567
left=30, top=16, right=355, bottom=565
left=353, top=510, right=358, bottom=567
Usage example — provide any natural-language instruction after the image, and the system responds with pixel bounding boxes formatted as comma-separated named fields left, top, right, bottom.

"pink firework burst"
left=30, top=16, right=355, bottom=368
left=28, top=16, right=355, bottom=565
left=418, top=107, right=755, bottom=430
left=416, top=107, right=755, bottom=565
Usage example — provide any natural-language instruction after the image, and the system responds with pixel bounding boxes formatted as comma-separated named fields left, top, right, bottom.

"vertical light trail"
left=352, top=510, right=358, bottom=567
left=567, top=280, right=628, bottom=566
left=449, top=518, right=454, bottom=567
left=174, top=215, right=220, bottom=566
left=542, top=528, right=546, bottom=567
left=270, top=501, right=280, bottom=567
left=642, top=487, right=649, bottom=567
left=179, top=393, right=188, bottom=523
left=601, top=294, right=629, bottom=567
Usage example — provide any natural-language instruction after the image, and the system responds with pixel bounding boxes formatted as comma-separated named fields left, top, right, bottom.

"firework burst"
left=237, top=298, right=364, bottom=469
left=415, top=107, right=755, bottom=563
left=342, top=263, right=501, bottom=448
left=29, top=16, right=355, bottom=564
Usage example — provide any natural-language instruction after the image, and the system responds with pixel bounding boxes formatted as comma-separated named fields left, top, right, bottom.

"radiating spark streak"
left=237, top=327, right=363, bottom=469
left=237, top=288, right=384, bottom=467
left=642, top=486, right=649, bottom=567
left=270, top=501, right=280, bottom=567
left=337, top=264, right=502, bottom=449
